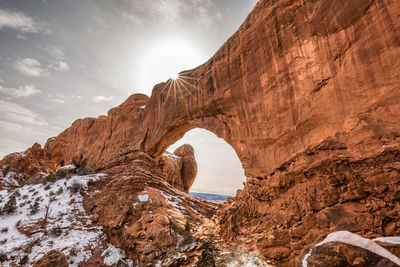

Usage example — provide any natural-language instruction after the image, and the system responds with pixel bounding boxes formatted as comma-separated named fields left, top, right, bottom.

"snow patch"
left=101, top=244, right=126, bottom=265
left=0, top=173, right=110, bottom=266
left=60, top=164, right=76, bottom=170
left=163, top=151, right=180, bottom=161
left=373, top=236, right=400, bottom=245
left=315, top=231, right=400, bottom=265
left=138, top=194, right=149, bottom=202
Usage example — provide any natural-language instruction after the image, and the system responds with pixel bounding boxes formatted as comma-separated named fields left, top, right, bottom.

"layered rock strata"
left=1, top=0, right=400, bottom=266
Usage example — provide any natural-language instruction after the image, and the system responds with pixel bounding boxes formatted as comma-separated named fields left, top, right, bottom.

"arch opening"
left=166, top=128, right=245, bottom=201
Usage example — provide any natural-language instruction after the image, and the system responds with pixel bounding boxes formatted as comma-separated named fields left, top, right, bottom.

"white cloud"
left=14, top=58, right=49, bottom=77
left=0, top=84, right=41, bottom=98
left=127, top=0, right=216, bottom=26
left=71, top=94, right=82, bottom=99
left=0, top=9, right=42, bottom=33
left=51, top=61, right=70, bottom=71
left=0, top=100, right=48, bottom=126
left=92, top=96, right=114, bottom=103
left=52, top=99, right=65, bottom=104
left=40, top=44, right=65, bottom=59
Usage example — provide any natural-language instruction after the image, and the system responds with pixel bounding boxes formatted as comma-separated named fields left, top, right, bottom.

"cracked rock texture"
left=1, top=0, right=400, bottom=266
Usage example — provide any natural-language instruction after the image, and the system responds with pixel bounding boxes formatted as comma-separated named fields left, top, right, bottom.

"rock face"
left=157, top=144, right=197, bottom=193
left=83, top=151, right=217, bottom=266
left=1, top=0, right=400, bottom=266
left=299, top=231, right=400, bottom=267
left=34, top=250, right=68, bottom=267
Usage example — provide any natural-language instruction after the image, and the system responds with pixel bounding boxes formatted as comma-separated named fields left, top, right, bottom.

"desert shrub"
left=77, top=159, right=88, bottom=175
left=0, top=239, right=7, bottom=245
left=29, top=201, right=40, bottom=215
left=169, top=219, right=192, bottom=236
left=169, top=220, right=183, bottom=235
left=1, top=227, right=8, bottom=233
left=69, top=181, right=82, bottom=194
left=0, top=251, right=7, bottom=262
left=69, top=247, right=79, bottom=257
left=196, top=238, right=219, bottom=267
left=44, top=184, right=51, bottom=191
left=2, top=165, right=10, bottom=176
left=46, top=169, right=69, bottom=183
left=3, top=195, right=17, bottom=214
left=87, top=179, right=95, bottom=186
left=56, top=187, right=63, bottom=195
left=11, top=190, right=20, bottom=198
left=116, top=259, right=129, bottom=267
left=184, top=220, right=191, bottom=233
left=19, top=255, right=29, bottom=265
left=50, top=226, right=63, bottom=237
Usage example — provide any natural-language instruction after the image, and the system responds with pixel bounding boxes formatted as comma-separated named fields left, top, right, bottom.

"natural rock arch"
left=166, top=128, right=246, bottom=195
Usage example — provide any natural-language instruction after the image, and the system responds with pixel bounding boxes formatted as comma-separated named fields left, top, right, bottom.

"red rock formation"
left=34, top=250, right=68, bottom=267
left=83, top=151, right=217, bottom=265
left=1, top=0, right=400, bottom=266
left=157, top=144, right=197, bottom=193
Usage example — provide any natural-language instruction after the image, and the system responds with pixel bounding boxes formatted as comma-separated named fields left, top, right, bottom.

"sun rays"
left=161, top=72, right=201, bottom=105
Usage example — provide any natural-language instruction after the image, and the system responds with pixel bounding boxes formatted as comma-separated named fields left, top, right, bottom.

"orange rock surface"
left=1, top=0, right=400, bottom=266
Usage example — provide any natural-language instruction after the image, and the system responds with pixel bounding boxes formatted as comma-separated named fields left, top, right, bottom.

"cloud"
left=14, top=58, right=49, bottom=77
left=52, top=99, right=65, bottom=104
left=39, top=44, right=65, bottom=59
left=92, top=96, right=114, bottom=103
left=51, top=61, right=70, bottom=71
left=0, top=9, right=42, bottom=33
left=0, top=100, right=48, bottom=126
left=0, top=84, right=41, bottom=98
left=126, top=0, right=216, bottom=26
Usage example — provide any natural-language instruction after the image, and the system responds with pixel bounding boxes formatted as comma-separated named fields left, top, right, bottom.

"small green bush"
left=56, top=187, right=63, bottom=195
left=29, top=201, right=40, bottom=215
left=196, top=238, right=219, bottom=267
left=19, top=255, right=29, bottom=265
left=77, top=159, right=88, bottom=175
left=50, top=226, right=63, bottom=237
left=116, top=259, right=129, bottom=267
left=0, top=251, right=7, bottom=262
left=3, top=195, right=17, bottom=214
left=45, top=169, right=69, bottom=183
left=69, top=181, right=82, bottom=194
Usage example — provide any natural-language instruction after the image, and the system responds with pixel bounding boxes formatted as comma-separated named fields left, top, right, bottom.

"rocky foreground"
left=1, top=0, right=400, bottom=266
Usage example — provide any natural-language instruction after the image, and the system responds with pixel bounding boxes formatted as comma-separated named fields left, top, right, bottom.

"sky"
left=0, top=0, right=257, bottom=195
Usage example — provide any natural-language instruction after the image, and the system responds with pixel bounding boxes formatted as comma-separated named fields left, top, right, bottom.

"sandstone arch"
left=166, top=128, right=245, bottom=195
left=1, top=0, right=400, bottom=265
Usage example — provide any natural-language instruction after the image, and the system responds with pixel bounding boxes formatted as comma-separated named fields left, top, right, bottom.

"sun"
left=138, top=39, right=206, bottom=95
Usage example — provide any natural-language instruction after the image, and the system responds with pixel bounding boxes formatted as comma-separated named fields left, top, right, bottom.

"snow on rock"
left=60, top=164, right=76, bottom=170
left=373, top=236, right=400, bottom=245
left=314, top=231, right=400, bottom=265
left=0, top=173, right=118, bottom=267
left=101, top=244, right=126, bottom=265
left=140, top=105, right=146, bottom=109
left=2, top=171, right=21, bottom=187
left=160, top=192, right=186, bottom=215
left=163, top=151, right=180, bottom=161
left=138, top=194, right=149, bottom=202
left=9, top=151, right=26, bottom=157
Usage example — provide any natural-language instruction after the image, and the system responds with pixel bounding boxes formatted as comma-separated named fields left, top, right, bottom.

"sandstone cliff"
left=1, top=0, right=400, bottom=266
